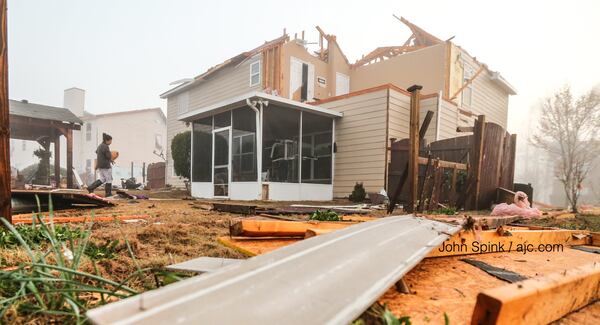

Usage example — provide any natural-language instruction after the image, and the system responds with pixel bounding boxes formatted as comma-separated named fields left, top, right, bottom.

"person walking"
left=87, top=133, right=115, bottom=197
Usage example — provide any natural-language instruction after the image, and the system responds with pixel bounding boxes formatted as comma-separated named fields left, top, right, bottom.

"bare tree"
left=531, top=85, right=600, bottom=212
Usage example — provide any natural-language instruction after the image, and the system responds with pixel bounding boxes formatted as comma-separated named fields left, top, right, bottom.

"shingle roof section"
left=9, top=99, right=83, bottom=124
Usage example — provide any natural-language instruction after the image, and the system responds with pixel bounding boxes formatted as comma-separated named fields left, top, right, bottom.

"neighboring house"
left=10, top=88, right=167, bottom=188
left=162, top=18, right=516, bottom=200
left=77, top=108, right=167, bottom=186
left=62, top=88, right=167, bottom=185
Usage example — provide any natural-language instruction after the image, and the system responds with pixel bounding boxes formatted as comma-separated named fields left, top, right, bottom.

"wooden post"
left=0, top=0, right=10, bottom=223
left=417, top=154, right=432, bottom=212
left=428, top=159, right=443, bottom=211
left=450, top=167, right=458, bottom=206
left=54, top=131, right=61, bottom=187
left=464, top=115, right=485, bottom=210
left=142, top=162, right=146, bottom=184
left=406, top=85, right=422, bottom=213
left=66, top=128, right=73, bottom=189
left=130, top=161, right=134, bottom=178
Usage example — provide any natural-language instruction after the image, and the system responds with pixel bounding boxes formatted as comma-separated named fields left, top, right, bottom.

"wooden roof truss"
left=353, top=16, right=442, bottom=68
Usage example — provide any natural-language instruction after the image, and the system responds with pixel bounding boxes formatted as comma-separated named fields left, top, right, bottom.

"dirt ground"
left=3, top=190, right=600, bottom=323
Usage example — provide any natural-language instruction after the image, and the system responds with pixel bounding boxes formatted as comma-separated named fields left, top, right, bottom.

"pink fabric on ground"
left=491, top=191, right=542, bottom=217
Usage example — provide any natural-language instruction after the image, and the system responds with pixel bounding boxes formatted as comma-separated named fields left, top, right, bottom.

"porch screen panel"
left=262, top=105, right=300, bottom=183
left=192, top=117, right=212, bottom=182
left=301, top=112, right=333, bottom=184
left=232, top=107, right=257, bottom=181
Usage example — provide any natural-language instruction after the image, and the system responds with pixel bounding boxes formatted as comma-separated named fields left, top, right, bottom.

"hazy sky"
left=7, top=0, right=600, bottom=133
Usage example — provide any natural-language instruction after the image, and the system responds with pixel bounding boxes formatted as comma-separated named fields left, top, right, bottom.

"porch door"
left=213, top=127, right=231, bottom=197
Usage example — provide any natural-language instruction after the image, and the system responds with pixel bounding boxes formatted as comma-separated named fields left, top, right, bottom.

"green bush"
left=171, top=131, right=191, bottom=180
left=349, top=182, right=367, bottom=203
left=309, top=210, right=340, bottom=221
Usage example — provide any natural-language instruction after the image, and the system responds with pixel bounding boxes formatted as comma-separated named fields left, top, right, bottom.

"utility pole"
left=0, top=0, right=11, bottom=223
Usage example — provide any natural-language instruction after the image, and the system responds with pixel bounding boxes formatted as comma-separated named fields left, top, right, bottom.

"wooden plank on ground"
left=229, top=219, right=355, bottom=237
left=591, top=232, right=600, bottom=246
left=213, top=203, right=256, bottom=215
left=11, top=215, right=150, bottom=224
left=470, top=262, right=600, bottom=325
left=166, top=257, right=242, bottom=274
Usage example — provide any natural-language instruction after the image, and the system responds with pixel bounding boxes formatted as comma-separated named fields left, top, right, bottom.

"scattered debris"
left=461, top=259, right=528, bottom=283
left=11, top=190, right=114, bottom=214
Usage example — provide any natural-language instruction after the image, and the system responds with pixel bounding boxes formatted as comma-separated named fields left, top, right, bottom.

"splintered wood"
left=471, top=262, right=600, bottom=325
left=229, top=219, right=354, bottom=237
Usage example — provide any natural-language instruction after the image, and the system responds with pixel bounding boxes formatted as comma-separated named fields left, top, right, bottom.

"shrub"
left=349, top=182, right=366, bottom=203
left=171, top=131, right=191, bottom=181
left=309, top=210, right=340, bottom=221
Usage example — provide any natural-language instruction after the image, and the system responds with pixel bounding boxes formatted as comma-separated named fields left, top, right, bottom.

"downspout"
left=246, top=98, right=268, bottom=199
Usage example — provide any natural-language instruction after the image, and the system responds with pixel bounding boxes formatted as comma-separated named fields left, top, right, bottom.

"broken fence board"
left=470, top=262, right=600, bottom=325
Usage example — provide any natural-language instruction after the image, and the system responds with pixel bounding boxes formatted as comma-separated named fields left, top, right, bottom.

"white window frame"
left=335, top=72, right=350, bottom=96
left=461, top=65, right=474, bottom=108
left=86, top=123, right=92, bottom=142
left=178, top=92, right=189, bottom=115
left=155, top=134, right=163, bottom=151
left=249, top=61, right=261, bottom=87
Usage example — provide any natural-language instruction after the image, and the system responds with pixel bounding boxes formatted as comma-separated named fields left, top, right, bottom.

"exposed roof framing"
left=353, top=45, right=425, bottom=67
left=86, top=215, right=460, bottom=324
left=395, top=15, right=443, bottom=47
left=353, top=16, right=442, bottom=68
left=316, top=25, right=351, bottom=65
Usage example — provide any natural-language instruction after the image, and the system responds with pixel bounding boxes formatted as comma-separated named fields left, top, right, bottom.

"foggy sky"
left=8, top=0, right=600, bottom=135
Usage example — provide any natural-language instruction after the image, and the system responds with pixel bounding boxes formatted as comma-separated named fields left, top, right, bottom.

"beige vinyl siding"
left=419, top=96, right=438, bottom=143
left=164, top=56, right=262, bottom=188
left=166, top=96, right=189, bottom=187
left=461, top=50, right=509, bottom=129
left=187, top=56, right=262, bottom=109
left=387, top=89, right=411, bottom=141
left=321, top=90, right=388, bottom=197
left=437, top=98, right=460, bottom=139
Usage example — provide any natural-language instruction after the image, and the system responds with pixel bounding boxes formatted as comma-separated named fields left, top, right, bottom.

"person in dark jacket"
left=87, top=133, right=115, bottom=197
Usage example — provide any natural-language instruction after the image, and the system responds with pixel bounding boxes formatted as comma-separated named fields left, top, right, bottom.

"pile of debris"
left=86, top=209, right=600, bottom=324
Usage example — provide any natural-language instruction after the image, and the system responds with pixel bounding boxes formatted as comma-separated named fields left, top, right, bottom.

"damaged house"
left=161, top=17, right=516, bottom=200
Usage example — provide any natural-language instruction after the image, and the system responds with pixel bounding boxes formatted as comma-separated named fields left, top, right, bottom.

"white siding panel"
left=461, top=50, right=509, bottom=129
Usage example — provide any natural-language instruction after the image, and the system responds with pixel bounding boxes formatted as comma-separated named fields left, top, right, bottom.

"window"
left=86, top=123, right=92, bottom=141
left=301, top=112, right=333, bottom=184
left=250, top=61, right=261, bottom=87
left=178, top=92, right=189, bottom=115
left=262, top=105, right=300, bottom=183
left=335, top=72, right=350, bottom=96
left=192, top=117, right=213, bottom=182
left=155, top=134, right=163, bottom=151
left=232, top=107, right=257, bottom=182
left=462, top=66, right=474, bottom=107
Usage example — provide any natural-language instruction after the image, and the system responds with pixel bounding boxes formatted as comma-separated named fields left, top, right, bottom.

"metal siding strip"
left=87, top=216, right=459, bottom=324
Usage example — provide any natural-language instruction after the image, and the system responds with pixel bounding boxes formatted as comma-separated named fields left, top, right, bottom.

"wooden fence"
left=388, top=115, right=516, bottom=211
left=147, top=162, right=166, bottom=189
